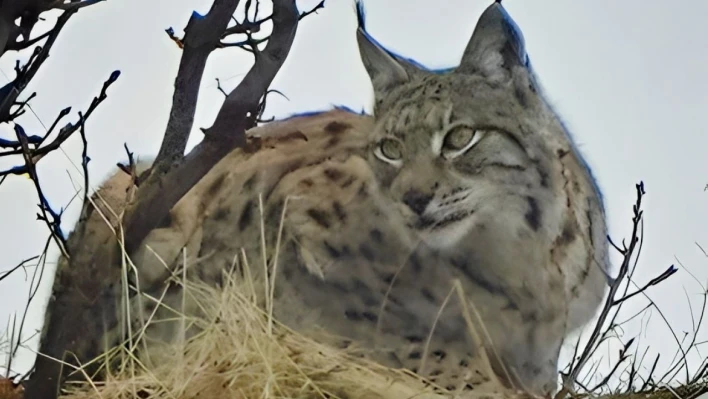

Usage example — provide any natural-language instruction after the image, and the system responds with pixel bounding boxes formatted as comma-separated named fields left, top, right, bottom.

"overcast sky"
left=0, top=0, right=706, bottom=388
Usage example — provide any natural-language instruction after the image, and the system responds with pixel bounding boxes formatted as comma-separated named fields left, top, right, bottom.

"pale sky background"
left=0, top=0, right=706, bottom=390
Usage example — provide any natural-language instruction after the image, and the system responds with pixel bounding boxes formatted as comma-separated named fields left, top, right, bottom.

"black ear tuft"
left=355, top=2, right=410, bottom=98
left=457, top=2, right=528, bottom=80
left=355, top=0, right=366, bottom=30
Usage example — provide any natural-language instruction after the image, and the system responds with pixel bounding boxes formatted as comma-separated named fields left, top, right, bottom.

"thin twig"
left=0, top=256, right=38, bottom=283
left=559, top=182, right=648, bottom=396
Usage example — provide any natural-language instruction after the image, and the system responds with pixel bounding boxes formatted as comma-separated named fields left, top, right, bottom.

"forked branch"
left=24, top=2, right=308, bottom=398
left=124, top=0, right=300, bottom=255
left=557, top=182, right=680, bottom=397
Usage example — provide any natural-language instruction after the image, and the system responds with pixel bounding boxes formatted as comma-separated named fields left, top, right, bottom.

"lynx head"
left=357, top=2, right=574, bottom=249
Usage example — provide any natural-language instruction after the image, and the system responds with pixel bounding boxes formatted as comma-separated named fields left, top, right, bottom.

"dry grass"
left=54, top=269, right=514, bottom=399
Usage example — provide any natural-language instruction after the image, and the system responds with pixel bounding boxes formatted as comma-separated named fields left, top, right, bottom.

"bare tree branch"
left=0, top=1, right=104, bottom=56
left=24, top=1, right=306, bottom=398
left=0, top=256, right=39, bottom=283
left=0, top=71, right=120, bottom=176
left=0, top=10, right=73, bottom=123
left=557, top=182, right=649, bottom=397
left=124, top=0, right=299, bottom=255
left=153, top=0, right=242, bottom=170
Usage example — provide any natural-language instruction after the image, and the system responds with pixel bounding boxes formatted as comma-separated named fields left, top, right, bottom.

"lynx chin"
left=38, top=1, right=609, bottom=397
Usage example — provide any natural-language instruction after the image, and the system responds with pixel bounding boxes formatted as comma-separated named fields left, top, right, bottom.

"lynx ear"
left=355, top=2, right=410, bottom=96
left=457, top=1, right=528, bottom=79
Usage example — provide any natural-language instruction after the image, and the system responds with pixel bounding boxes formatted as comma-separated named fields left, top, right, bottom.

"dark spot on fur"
left=359, top=243, right=375, bottom=261
left=430, top=369, right=443, bottom=377
left=386, top=294, right=405, bottom=308
left=325, top=121, right=350, bottom=134
left=332, top=201, right=347, bottom=222
left=307, top=208, right=331, bottom=228
left=361, top=311, right=378, bottom=322
left=548, top=276, right=564, bottom=293
left=352, top=278, right=378, bottom=307
left=409, top=255, right=423, bottom=274
left=432, top=350, right=446, bottom=361
left=522, top=309, right=541, bottom=324
left=585, top=206, right=596, bottom=247
left=213, top=206, right=230, bottom=221
left=379, top=271, right=395, bottom=285
left=538, top=168, right=550, bottom=188
left=324, top=168, right=344, bottom=181
left=357, top=184, right=368, bottom=198
left=323, top=240, right=340, bottom=257
left=557, top=148, right=569, bottom=158
left=503, top=299, right=521, bottom=311
left=421, top=288, right=436, bottom=302
left=487, top=161, right=525, bottom=172
left=196, top=267, right=207, bottom=281
left=285, top=158, right=304, bottom=174
left=446, top=385, right=456, bottom=391
left=276, top=130, right=308, bottom=143
left=408, top=351, right=421, bottom=360
left=451, top=256, right=509, bottom=299
left=459, top=359, right=469, bottom=367
left=344, top=310, right=361, bottom=321
left=243, top=174, right=258, bottom=190
left=514, top=85, right=528, bottom=108
left=361, top=294, right=379, bottom=307
left=558, top=222, right=577, bottom=245
left=340, top=176, right=356, bottom=188
left=206, top=173, right=226, bottom=198
left=325, top=136, right=341, bottom=149
left=369, top=228, right=384, bottom=241
left=238, top=200, right=254, bottom=231
left=406, top=335, right=423, bottom=343
left=524, top=196, right=542, bottom=231
left=330, top=281, right=349, bottom=293
left=384, top=296, right=409, bottom=310
left=282, top=259, right=294, bottom=279
left=266, top=202, right=283, bottom=226
left=340, top=245, right=352, bottom=257
left=300, top=178, right=314, bottom=187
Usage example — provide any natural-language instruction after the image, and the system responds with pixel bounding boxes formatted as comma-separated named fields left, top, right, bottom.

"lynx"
left=37, top=2, right=608, bottom=397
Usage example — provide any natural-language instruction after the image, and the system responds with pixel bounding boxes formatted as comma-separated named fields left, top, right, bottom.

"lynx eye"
left=441, top=126, right=483, bottom=159
left=374, top=138, right=404, bottom=165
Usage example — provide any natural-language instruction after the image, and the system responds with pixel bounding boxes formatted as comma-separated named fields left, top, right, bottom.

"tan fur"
left=42, top=3, right=608, bottom=397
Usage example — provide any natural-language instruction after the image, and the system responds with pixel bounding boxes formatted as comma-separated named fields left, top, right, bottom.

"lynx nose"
left=402, top=189, right=433, bottom=215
